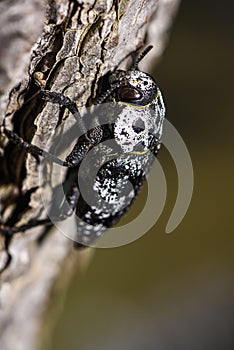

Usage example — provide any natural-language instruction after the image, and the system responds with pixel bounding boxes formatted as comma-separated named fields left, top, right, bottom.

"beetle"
left=0, top=45, right=165, bottom=269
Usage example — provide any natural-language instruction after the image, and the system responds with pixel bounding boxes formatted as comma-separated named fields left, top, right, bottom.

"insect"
left=0, top=45, right=165, bottom=269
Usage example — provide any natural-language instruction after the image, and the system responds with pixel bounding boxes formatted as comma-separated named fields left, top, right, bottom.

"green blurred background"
left=44, top=1, right=234, bottom=349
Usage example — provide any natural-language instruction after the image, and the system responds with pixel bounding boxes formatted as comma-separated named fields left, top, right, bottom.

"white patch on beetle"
left=114, top=107, right=151, bottom=152
left=127, top=70, right=156, bottom=94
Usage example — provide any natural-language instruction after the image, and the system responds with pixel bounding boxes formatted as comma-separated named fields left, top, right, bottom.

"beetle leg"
left=0, top=219, right=52, bottom=236
left=40, top=88, right=89, bottom=140
left=4, top=128, right=75, bottom=167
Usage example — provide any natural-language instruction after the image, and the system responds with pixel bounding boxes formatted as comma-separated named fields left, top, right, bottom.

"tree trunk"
left=0, top=1, right=181, bottom=349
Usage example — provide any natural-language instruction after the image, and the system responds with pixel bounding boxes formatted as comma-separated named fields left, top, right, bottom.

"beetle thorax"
left=114, top=106, right=155, bottom=153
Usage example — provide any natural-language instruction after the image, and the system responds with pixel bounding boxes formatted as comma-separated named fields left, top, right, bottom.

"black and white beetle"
left=0, top=45, right=165, bottom=265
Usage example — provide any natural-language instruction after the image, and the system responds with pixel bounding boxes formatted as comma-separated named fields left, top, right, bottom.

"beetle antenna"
left=132, top=45, right=153, bottom=70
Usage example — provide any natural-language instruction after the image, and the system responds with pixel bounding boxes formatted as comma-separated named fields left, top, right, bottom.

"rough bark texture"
left=0, top=0, right=180, bottom=349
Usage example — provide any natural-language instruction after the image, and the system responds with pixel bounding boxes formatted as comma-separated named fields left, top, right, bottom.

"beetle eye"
left=117, top=86, right=142, bottom=102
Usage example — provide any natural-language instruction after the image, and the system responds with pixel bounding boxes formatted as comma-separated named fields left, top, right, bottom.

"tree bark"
left=0, top=1, right=181, bottom=349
